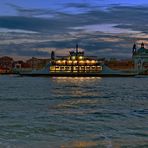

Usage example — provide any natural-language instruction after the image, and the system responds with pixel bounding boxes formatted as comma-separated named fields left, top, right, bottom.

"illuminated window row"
left=56, top=60, right=97, bottom=65
left=50, top=66, right=102, bottom=72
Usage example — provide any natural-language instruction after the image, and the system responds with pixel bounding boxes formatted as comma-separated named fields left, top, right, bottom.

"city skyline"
left=0, top=0, right=148, bottom=60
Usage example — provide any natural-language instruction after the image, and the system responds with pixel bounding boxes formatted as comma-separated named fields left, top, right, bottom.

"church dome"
left=137, top=43, right=148, bottom=54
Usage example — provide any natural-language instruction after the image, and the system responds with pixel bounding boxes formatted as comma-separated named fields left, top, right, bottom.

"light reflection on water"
left=51, top=77, right=102, bottom=85
left=0, top=75, right=148, bottom=148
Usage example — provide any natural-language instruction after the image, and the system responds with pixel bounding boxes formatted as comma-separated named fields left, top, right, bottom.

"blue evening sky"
left=1, top=0, right=148, bottom=16
left=0, top=0, right=148, bottom=59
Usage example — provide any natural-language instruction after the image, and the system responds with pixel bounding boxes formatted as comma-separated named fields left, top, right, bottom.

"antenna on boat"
left=141, top=42, right=144, bottom=48
left=76, top=43, right=78, bottom=54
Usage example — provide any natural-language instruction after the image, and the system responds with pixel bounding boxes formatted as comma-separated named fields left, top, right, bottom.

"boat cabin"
left=50, top=44, right=102, bottom=73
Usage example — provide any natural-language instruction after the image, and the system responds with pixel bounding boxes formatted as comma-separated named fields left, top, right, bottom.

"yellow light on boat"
left=91, top=60, right=96, bottom=64
left=73, top=60, right=77, bottom=64
left=79, top=56, right=83, bottom=60
left=86, top=60, right=90, bottom=64
left=57, top=60, right=61, bottom=64
left=50, top=66, right=55, bottom=71
left=72, top=56, right=75, bottom=60
left=62, top=60, right=66, bottom=64
left=97, top=66, right=102, bottom=70
left=79, top=60, right=85, bottom=64
left=68, top=60, right=72, bottom=64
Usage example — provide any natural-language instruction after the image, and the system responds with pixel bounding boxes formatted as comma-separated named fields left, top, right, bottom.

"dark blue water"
left=0, top=75, right=148, bottom=148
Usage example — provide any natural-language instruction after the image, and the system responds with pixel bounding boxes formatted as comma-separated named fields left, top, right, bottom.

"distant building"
left=0, top=56, right=13, bottom=68
left=26, top=57, right=50, bottom=70
left=0, top=66, right=10, bottom=73
left=0, top=56, right=14, bottom=73
left=105, top=60, right=134, bottom=70
left=12, top=61, right=32, bottom=73
left=132, top=43, right=148, bottom=74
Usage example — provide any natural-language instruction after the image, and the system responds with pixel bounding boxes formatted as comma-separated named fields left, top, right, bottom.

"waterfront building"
left=105, top=60, right=134, bottom=70
left=0, top=56, right=14, bottom=73
left=0, top=56, right=13, bottom=69
left=0, top=66, right=10, bottom=73
left=132, top=43, right=148, bottom=74
left=26, top=57, right=50, bottom=70
left=12, top=61, right=32, bottom=73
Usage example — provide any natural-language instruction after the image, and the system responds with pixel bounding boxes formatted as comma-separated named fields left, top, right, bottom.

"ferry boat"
left=20, top=44, right=138, bottom=77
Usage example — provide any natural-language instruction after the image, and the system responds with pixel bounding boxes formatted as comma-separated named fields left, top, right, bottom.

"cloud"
left=64, top=3, right=91, bottom=8
left=0, top=42, right=50, bottom=57
left=72, top=24, right=140, bottom=34
left=6, top=3, right=55, bottom=17
left=0, top=2, right=148, bottom=59
left=0, top=15, right=78, bottom=35
left=0, top=28, right=37, bottom=34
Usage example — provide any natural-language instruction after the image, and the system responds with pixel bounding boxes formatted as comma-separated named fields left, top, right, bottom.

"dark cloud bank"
left=0, top=2, right=148, bottom=59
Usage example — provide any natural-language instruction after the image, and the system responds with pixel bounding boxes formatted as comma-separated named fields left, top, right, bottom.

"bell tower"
left=132, top=43, right=136, bottom=55
left=141, top=42, right=144, bottom=48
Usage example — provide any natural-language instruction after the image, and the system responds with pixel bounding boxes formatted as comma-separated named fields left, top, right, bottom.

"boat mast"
left=76, top=43, right=78, bottom=55
left=76, top=43, right=79, bottom=72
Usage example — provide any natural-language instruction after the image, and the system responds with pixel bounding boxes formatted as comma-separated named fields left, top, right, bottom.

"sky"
left=0, top=0, right=148, bottom=60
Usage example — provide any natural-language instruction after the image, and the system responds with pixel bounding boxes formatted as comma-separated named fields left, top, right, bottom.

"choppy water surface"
left=0, top=75, right=148, bottom=148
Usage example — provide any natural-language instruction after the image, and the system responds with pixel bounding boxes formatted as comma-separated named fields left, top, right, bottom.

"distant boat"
left=19, top=44, right=138, bottom=77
